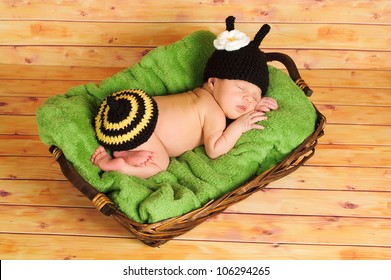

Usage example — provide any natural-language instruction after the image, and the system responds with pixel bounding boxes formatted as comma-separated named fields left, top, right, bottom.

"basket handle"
left=265, top=52, right=313, bottom=97
left=49, top=146, right=116, bottom=216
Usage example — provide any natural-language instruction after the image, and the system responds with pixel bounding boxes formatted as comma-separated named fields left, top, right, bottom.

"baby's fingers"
left=251, top=123, right=265, bottom=130
left=250, top=111, right=268, bottom=122
left=239, top=111, right=267, bottom=132
left=257, top=105, right=271, bottom=112
left=262, top=97, right=278, bottom=107
left=249, top=111, right=267, bottom=129
left=256, top=97, right=279, bottom=111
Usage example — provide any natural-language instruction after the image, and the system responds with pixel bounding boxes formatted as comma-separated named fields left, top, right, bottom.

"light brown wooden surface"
left=1, top=0, right=390, bottom=260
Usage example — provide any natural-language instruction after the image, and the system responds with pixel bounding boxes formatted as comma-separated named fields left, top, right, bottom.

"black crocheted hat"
left=94, top=89, right=158, bottom=151
left=204, top=16, right=271, bottom=95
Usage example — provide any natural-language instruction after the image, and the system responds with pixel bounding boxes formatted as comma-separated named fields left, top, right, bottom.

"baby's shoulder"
left=193, top=87, right=225, bottom=120
left=193, top=87, right=218, bottom=107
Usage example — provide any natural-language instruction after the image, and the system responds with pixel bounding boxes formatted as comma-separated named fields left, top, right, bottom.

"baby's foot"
left=113, top=150, right=155, bottom=167
left=91, top=146, right=110, bottom=165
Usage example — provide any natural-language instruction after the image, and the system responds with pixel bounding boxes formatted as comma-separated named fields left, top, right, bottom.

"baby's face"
left=210, top=78, right=262, bottom=119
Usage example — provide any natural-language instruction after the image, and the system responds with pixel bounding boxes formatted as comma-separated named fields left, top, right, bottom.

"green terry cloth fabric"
left=36, top=30, right=316, bottom=223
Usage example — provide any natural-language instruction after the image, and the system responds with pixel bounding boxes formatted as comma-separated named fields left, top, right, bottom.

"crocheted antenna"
left=252, top=24, right=271, bottom=47
left=225, top=15, right=236, bottom=31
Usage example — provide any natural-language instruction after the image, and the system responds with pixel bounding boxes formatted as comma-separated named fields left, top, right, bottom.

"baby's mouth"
left=236, top=105, right=247, bottom=113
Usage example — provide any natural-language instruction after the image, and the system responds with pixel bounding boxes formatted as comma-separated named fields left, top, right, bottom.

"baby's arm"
left=204, top=111, right=267, bottom=159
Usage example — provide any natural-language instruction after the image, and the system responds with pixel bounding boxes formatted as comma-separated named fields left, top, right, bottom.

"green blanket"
left=36, top=30, right=316, bottom=223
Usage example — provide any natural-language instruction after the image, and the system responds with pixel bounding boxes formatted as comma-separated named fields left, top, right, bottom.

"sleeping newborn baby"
left=91, top=16, right=278, bottom=178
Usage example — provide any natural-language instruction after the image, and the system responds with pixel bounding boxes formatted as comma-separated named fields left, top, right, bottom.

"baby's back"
left=153, top=89, right=207, bottom=157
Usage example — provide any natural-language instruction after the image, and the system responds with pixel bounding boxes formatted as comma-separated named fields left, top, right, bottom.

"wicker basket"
left=49, top=52, right=326, bottom=247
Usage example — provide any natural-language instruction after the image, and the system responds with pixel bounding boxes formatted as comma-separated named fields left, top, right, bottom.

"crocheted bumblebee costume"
left=94, top=89, right=158, bottom=151
left=204, top=16, right=271, bottom=95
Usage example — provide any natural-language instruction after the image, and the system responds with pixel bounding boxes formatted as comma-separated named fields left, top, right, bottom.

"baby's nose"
left=245, top=95, right=257, bottom=104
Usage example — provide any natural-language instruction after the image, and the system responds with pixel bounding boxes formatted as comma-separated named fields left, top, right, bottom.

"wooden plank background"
left=0, top=0, right=390, bottom=260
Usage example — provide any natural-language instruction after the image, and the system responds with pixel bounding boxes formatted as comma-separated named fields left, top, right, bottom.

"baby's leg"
left=128, top=134, right=170, bottom=178
left=91, top=133, right=169, bottom=179
left=113, top=150, right=155, bottom=167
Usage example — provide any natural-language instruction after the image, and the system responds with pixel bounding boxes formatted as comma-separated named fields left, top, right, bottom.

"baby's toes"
left=91, top=146, right=105, bottom=162
left=148, top=151, right=156, bottom=160
left=91, top=152, right=100, bottom=163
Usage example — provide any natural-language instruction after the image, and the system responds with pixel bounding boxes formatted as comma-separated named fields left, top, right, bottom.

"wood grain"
left=0, top=64, right=122, bottom=81
left=311, top=87, right=391, bottom=106
left=0, top=80, right=87, bottom=97
left=316, top=105, right=391, bottom=125
left=1, top=0, right=390, bottom=260
left=227, top=189, right=391, bottom=218
left=1, top=22, right=389, bottom=51
left=0, top=157, right=63, bottom=180
left=2, top=65, right=390, bottom=88
left=0, top=135, right=49, bottom=156
left=0, top=96, right=46, bottom=115
left=2, top=46, right=390, bottom=70
left=2, top=177, right=391, bottom=218
left=309, top=145, right=391, bottom=168
left=0, top=180, right=88, bottom=207
left=0, top=116, right=38, bottom=135
left=2, top=81, right=391, bottom=106
left=270, top=166, right=391, bottom=192
left=2, top=205, right=391, bottom=247
left=321, top=125, right=391, bottom=146
left=300, top=70, right=391, bottom=88
left=1, top=233, right=390, bottom=260
left=2, top=0, right=389, bottom=23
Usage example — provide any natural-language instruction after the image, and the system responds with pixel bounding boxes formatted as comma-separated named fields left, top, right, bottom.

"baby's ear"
left=207, top=77, right=217, bottom=89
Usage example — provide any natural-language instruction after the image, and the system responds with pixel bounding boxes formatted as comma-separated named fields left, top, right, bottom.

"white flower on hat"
left=213, top=29, right=250, bottom=51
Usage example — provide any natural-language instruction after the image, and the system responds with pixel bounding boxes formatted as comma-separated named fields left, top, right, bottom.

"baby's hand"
left=255, top=97, right=278, bottom=112
left=235, top=111, right=268, bottom=133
